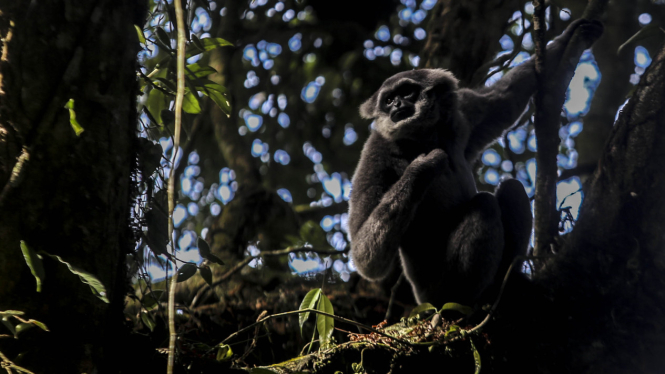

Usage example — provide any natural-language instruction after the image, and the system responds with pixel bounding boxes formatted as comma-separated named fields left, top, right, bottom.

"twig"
left=189, top=246, right=349, bottom=308
left=220, top=308, right=413, bottom=347
left=0, top=349, right=34, bottom=374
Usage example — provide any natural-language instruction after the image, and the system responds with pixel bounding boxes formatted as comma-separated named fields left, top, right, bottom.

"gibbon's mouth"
left=391, top=107, right=414, bottom=123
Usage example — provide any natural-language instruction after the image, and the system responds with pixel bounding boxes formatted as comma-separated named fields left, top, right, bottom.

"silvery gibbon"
left=348, top=19, right=603, bottom=306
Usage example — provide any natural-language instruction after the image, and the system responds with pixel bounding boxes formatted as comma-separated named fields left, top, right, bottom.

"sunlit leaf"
left=185, top=63, right=217, bottom=79
left=43, top=253, right=109, bottom=303
left=182, top=91, right=202, bottom=114
left=299, top=289, right=321, bottom=336
left=64, top=99, right=84, bottom=136
left=199, top=265, right=213, bottom=286
left=195, top=80, right=230, bottom=116
left=441, top=302, right=473, bottom=316
left=316, top=293, right=334, bottom=348
left=444, top=325, right=461, bottom=338
left=176, top=263, right=197, bottom=282
left=15, top=323, right=34, bottom=337
left=135, top=25, right=146, bottom=45
left=20, top=241, right=44, bottom=292
left=153, top=78, right=177, bottom=93
left=185, top=37, right=233, bottom=58
left=216, top=344, right=233, bottom=362
left=0, top=311, right=24, bottom=317
left=409, top=303, right=437, bottom=318
left=141, top=312, right=156, bottom=332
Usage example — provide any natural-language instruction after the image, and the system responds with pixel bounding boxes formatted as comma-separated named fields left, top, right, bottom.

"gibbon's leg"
left=495, top=178, right=532, bottom=281
left=445, top=192, right=504, bottom=304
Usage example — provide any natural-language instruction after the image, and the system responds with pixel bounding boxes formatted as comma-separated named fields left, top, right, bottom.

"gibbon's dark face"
left=382, top=83, right=421, bottom=123
left=359, top=69, right=459, bottom=141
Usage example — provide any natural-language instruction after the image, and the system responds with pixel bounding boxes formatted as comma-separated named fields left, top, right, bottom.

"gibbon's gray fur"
left=348, top=19, right=603, bottom=306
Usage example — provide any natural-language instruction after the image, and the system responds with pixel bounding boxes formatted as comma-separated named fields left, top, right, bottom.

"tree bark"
left=0, top=0, right=143, bottom=372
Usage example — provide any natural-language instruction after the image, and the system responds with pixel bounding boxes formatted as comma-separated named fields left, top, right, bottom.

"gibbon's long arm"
left=461, top=19, right=603, bottom=162
left=349, top=145, right=447, bottom=280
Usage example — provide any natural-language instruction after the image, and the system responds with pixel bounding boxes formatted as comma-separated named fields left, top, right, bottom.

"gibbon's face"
left=359, top=69, right=459, bottom=141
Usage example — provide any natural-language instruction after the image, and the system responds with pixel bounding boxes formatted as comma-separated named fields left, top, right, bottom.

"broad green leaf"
left=141, top=312, right=156, bottom=332
left=316, top=293, right=334, bottom=348
left=444, top=325, right=461, bottom=339
left=617, top=24, right=664, bottom=55
left=153, top=77, right=177, bottom=93
left=185, top=37, right=233, bottom=58
left=185, top=63, right=217, bottom=79
left=44, top=253, right=109, bottom=303
left=146, top=89, right=166, bottom=126
left=199, top=265, right=213, bottom=286
left=135, top=25, right=146, bottom=45
left=64, top=99, right=84, bottom=136
left=195, top=81, right=230, bottom=116
left=141, top=290, right=164, bottom=309
left=441, top=302, right=473, bottom=316
left=20, top=241, right=45, bottom=292
left=182, top=91, right=202, bottom=114
left=191, top=34, right=206, bottom=51
left=409, top=303, right=437, bottom=318
left=177, top=263, right=197, bottom=282
left=299, top=289, right=321, bottom=336
left=15, top=323, right=34, bottom=337
left=470, top=337, right=481, bottom=374
left=216, top=344, right=233, bottom=362
left=197, top=237, right=211, bottom=258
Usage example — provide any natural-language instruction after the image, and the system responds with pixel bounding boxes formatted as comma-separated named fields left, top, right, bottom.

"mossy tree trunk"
left=0, top=0, right=144, bottom=372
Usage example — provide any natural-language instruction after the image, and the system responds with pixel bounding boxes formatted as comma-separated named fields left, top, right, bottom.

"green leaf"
left=63, top=99, right=84, bottom=136
left=195, top=80, right=230, bottom=116
left=299, top=221, right=327, bottom=248
left=44, top=253, right=109, bottom=303
left=470, top=337, right=481, bottom=374
left=199, top=265, right=213, bottom=286
left=185, top=63, right=217, bottom=79
left=153, top=77, right=177, bottom=93
left=154, top=27, right=173, bottom=51
left=206, top=253, right=225, bottom=266
left=409, top=303, right=437, bottom=318
left=26, top=319, right=49, bottom=332
left=197, top=237, right=211, bottom=258
left=185, top=37, right=233, bottom=59
left=177, top=263, right=198, bottom=282
left=182, top=91, right=202, bottom=114
left=216, top=344, right=233, bottom=362
left=316, top=293, right=334, bottom=348
left=135, top=25, right=146, bottom=45
left=441, top=302, right=473, bottom=316
left=617, top=24, right=664, bottom=55
left=20, top=241, right=45, bottom=292
left=141, top=290, right=164, bottom=309
left=15, top=323, right=34, bottom=337
left=299, top=289, right=321, bottom=336
left=1, top=318, right=15, bottom=335
left=444, top=325, right=461, bottom=339
left=146, top=89, right=167, bottom=126
left=0, top=311, right=24, bottom=317
left=141, top=312, right=156, bottom=332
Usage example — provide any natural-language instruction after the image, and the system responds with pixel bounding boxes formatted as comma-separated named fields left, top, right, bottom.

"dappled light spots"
left=173, top=204, right=187, bottom=228
left=639, top=13, right=652, bottom=26
left=482, top=149, right=501, bottom=167
left=274, top=149, right=291, bottom=165
left=277, top=188, right=292, bottom=202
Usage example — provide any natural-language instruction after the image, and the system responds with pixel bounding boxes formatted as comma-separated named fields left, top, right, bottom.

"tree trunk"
left=0, top=0, right=143, bottom=372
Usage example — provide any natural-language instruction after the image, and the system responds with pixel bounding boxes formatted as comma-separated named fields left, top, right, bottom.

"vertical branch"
left=167, top=0, right=186, bottom=371
left=532, top=1, right=558, bottom=257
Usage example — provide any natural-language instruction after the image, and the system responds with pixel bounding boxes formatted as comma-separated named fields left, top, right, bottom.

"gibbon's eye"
left=385, top=97, right=394, bottom=106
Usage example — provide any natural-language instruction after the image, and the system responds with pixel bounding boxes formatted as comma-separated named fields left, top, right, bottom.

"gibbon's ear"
left=359, top=93, right=378, bottom=119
